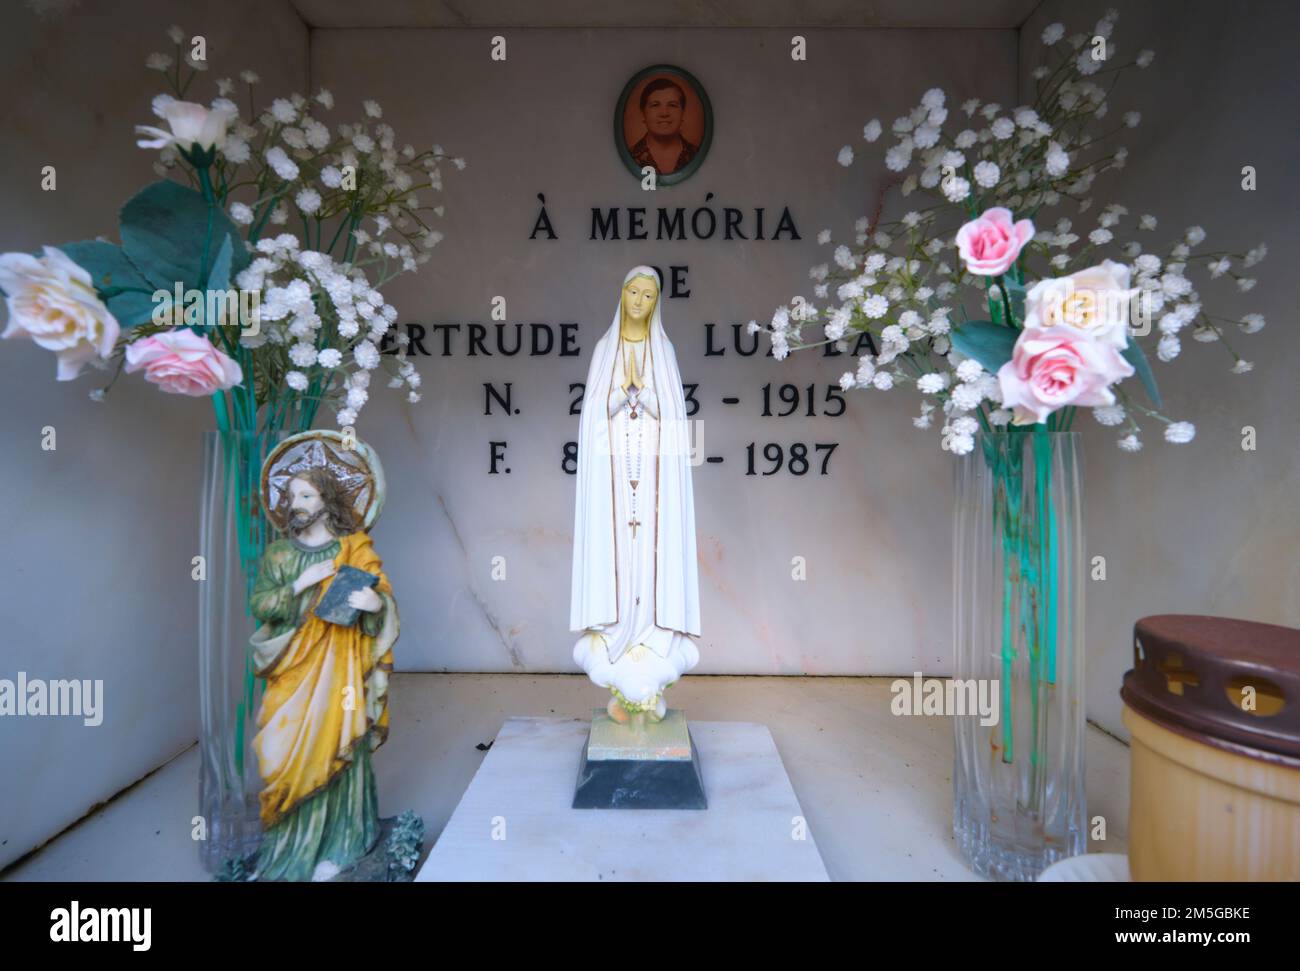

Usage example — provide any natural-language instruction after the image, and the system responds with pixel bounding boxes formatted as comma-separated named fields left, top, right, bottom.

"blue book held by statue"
left=314, top=565, right=380, bottom=626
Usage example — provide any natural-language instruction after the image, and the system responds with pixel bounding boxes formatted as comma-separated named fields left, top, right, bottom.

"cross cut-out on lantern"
left=1157, top=653, right=1200, bottom=696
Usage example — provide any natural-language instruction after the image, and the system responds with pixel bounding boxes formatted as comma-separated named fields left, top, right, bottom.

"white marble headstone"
left=311, top=28, right=1016, bottom=678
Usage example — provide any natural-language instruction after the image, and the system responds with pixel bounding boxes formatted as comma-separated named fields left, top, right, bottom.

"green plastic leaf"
left=1005, top=280, right=1026, bottom=324
left=207, top=235, right=233, bottom=293
left=60, top=240, right=158, bottom=328
left=118, top=180, right=248, bottom=293
left=988, top=279, right=1026, bottom=328
left=950, top=319, right=1018, bottom=373
left=1121, top=337, right=1163, bottom=409
left=189, top=235, right=244, bottom=331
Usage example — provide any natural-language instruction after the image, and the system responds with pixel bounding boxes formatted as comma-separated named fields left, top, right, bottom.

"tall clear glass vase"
left=197, top=430, right=282, bottom=875
left=953, top=429, right=1086, bottom=881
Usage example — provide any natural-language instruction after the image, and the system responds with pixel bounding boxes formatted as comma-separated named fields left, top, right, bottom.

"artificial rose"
left=0, top=246, right=121, bottom=380
left=997, top=325, right=1135, bottom=424
left=136, top=98, right=235, bottom=153
left=124, top=329, right=243, bottom=395
left=1023, top=260, right=1139, bottom=349
left=955, top=207, right=1034, bottom=276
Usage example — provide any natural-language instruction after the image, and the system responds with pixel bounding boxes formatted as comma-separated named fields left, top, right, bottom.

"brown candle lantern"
left=1120, top=615, right=1300, bottom=881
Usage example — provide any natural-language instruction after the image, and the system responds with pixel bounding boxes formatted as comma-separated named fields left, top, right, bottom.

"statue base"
left=330, top=810, right=425, bottom=882
left=572, top=708, right=707, bottom=810
left=215, top=810, right=425, bottom=882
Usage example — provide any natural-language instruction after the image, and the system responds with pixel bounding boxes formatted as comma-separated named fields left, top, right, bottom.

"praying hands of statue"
left=611, top=349, right=649, bottom=418
left=292, top=559, right=336, bottom=596
left=620, top=348, right=643, bottom=396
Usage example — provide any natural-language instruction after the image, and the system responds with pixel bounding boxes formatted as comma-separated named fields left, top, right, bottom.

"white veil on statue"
left=570, top=265, right=701, bottom=637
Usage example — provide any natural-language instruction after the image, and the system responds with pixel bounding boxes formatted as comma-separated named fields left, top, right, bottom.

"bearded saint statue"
left=249, top=433, right=397, bottom=881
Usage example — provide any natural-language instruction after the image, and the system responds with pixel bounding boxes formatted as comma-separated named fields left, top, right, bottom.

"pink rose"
left=955, top=207, right=1034, bottom=277
left=996, top=326, right=1135, bottom=424
left=124, top=329, right=243, bottom=396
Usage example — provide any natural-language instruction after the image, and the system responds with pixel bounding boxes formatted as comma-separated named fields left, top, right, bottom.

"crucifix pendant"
left=628, top=518, right=642, bottom=538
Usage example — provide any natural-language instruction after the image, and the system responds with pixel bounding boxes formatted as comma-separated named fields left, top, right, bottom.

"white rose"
left=136, top=100, right=235, bottom=153
left=1023, top=259, right=1138, bottom=349
left=0, top=246, right=120, bottom=380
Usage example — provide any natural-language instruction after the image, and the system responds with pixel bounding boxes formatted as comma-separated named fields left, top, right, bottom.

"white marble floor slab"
left=3, top=674, right=1130, bottom=882
left=418, top=716, right=829, bottom=881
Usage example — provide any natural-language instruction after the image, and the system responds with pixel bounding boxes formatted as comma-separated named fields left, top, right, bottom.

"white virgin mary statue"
left=571, top=266, right=701, bottom=723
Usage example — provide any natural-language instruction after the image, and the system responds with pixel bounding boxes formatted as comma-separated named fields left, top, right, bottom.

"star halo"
left=259, top=430, right=386, bottom=534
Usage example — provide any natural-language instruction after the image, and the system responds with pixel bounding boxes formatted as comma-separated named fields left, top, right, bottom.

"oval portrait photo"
left=614, top=64, right=712, bottom=186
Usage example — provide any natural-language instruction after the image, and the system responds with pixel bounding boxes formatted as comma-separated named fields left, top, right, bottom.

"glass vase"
left=952, top=429, right=1086, bottom=880
left=197, top=430, right=282, bottom=875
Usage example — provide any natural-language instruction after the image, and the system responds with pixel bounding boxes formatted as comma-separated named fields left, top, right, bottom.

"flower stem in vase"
left=992, top=437, right=1020, bottom=764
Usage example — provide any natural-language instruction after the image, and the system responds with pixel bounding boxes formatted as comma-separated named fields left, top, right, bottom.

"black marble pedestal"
left=572, top=709, right=707, bottom=810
